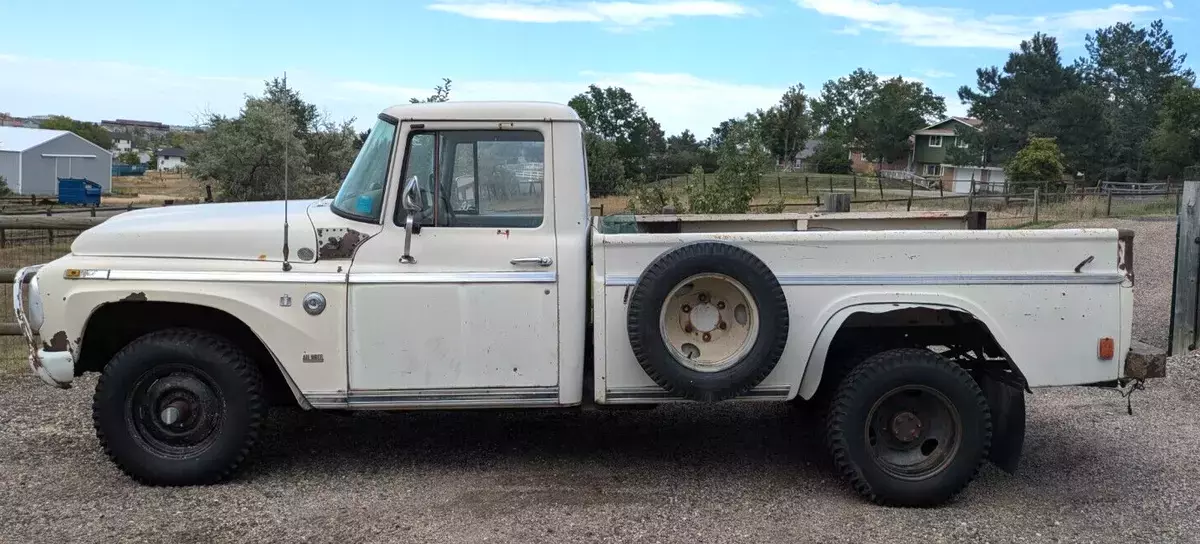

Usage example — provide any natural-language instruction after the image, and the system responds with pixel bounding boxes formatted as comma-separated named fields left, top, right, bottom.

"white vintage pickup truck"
left=13, top=102, right=1162, bottom=507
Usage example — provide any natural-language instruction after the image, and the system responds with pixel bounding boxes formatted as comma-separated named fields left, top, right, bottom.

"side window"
left=396, top=129, right=545, bottom=229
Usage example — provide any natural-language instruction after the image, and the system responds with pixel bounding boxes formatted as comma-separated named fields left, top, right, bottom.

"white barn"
left=0, top=127, right=113, bottom=195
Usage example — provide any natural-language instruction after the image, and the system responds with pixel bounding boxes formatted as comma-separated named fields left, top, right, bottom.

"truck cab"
left=13, top=101, right=1163, bottom=507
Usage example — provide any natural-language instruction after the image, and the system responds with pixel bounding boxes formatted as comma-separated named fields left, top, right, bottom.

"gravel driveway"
left=2, top=219, right=1196, bottom=544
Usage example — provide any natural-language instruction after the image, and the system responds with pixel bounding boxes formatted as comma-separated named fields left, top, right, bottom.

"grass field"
left=109, top=172, right=207, bottom=203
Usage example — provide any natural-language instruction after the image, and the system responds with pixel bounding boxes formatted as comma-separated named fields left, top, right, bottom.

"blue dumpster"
left=58, top=178, right=103, bottom=206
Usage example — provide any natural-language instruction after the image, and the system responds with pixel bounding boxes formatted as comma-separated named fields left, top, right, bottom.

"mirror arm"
left=399, top=214, right=417, bottom=264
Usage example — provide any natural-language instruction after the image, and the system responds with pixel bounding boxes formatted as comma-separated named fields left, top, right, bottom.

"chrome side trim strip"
left=605, top=273, right=1124, bottom=287
left=307, top=386, right=560, bottom=410
left=349, top=271, right=557, bottom=284
left=604, top=385, right=791, bottom=404
left=106, top=270, right=347, bottom=283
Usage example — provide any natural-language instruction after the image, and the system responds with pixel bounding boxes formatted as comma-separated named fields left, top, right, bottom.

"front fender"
left=794, top=292, right=1019, bottom=400
left=54, top=279, right=347, bottom=397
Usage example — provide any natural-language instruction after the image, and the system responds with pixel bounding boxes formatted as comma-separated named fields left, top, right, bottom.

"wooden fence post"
left=852, top=174, right=857, bottom=198
left=877, top=174, right=884, bottom=201
left=1033, top=188, right=1040, bottom=223
left=1170, top=180, right=1200, bottom=355
left=829, top=175, right=834, bottom=194
left=1106, top=191, right=1113, bottom=217
left=907, top=178, right=916, bottom=211
left=968, top=179, right=975, bottom=212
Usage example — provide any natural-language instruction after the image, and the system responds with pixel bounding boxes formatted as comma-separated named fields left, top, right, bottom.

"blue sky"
left=0, top=0, right=1194, bottom=135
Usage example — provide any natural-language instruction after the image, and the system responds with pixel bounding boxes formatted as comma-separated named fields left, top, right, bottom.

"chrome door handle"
left=511, top=257, right=553, bottom=267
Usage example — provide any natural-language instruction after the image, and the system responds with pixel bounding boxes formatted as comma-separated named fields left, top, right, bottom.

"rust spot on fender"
left=122, top=292, right=148, bottom=302
left=318, top=228, right=366, bottom=260
left=43, top=331, right=69, bottom=352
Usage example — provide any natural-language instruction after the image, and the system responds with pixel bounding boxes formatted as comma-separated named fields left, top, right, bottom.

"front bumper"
left=12, top=265, right=72, bottom=389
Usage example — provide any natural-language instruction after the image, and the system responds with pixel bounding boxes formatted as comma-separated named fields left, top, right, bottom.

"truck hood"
left=70, top=200, right=321, bottom=262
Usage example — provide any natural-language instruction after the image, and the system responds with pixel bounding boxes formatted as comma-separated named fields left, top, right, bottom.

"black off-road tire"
left=826, top=348, right=991, bottom=507
left=92, top=328, right=267, bottom=486
left=626, top=241, right=789, bottom=402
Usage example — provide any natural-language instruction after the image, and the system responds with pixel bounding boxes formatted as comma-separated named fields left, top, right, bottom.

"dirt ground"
left=0, top=218, right=1195, bottom=544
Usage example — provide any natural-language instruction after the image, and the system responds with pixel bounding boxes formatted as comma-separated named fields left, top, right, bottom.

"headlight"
left=28, top=274, right=44, bottom=332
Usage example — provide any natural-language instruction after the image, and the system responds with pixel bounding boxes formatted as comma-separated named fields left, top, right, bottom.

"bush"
left=0, top=175, right=11, bottom=197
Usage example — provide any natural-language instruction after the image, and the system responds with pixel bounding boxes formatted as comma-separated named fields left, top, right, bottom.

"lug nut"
left=718, top=321, right=727, bottom=330
left=698, top=293, right=709, bottom=303
left=702, top=332, right=711, bottom=342
left=681, top=304, right=691, bottom=313
left=685, top=324, right=694, bottom=333
left=716, top=301, right=726, bottom=310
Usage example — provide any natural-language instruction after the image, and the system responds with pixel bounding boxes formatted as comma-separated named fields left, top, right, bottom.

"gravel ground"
left=2, top=218, right=1195, bottom=544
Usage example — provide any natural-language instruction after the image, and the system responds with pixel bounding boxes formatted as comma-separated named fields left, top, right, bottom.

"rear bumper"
left=1124, top=340, right=1167, bottom=380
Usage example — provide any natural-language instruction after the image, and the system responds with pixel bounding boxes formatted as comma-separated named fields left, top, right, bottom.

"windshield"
left=331, top=116, right=397, bottom=222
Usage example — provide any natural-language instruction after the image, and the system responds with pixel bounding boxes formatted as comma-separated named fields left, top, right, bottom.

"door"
left=346, top=122, right=561, bottom=403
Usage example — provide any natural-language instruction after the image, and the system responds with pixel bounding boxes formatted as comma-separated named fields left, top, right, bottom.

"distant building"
left=113, top=138, right=133, bottom=153
left=0, top=113, right=40, bottom=128
left=0, top=126, right=112, bottom=195
left=911, top=117, right=1005, bottom=194
left=102, top=119, right=170, bottom=135
left=157, top=147, right=187, bottom=170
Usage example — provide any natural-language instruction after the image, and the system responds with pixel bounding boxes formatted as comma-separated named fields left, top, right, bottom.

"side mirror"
left=399, top=176, right=422, bottom=264
left=401, top=176, right=424, bottom=213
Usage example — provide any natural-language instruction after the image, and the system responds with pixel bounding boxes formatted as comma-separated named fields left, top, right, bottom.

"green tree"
left=1078, top=20, right=1195, bottom=181
left=1149, top=83, right=1200, bottom=179
left=1006, top=137, right=1066, bottom=190
left=38, top=115, right=113, bottom=149
left=583, top=132, right=625, bottom=196
left=568, top=85, right=665, bottom=178
left=666, top=130, right=701, bottom=153
left=1047, top=86, right=1113, bottom=182
left=810, top=68, right=880, bottom=145
left=410, top=78, right=452, bottom=103
left=858, top=77, right=945, bottom=169
left=188, top=79, right=368, bottom=201
left=0, top=175, right=11, bottom=196
left=686, top=117, right=769, bottom=214
left=808, top=138, right=852, bottom=174
left=945, top=127, right=987, bottom=171
left=959, top=33, right=1079, bottom=165
left=116, top=150, right=141, bottom=165
left=757, top=84, right=811, bottom=165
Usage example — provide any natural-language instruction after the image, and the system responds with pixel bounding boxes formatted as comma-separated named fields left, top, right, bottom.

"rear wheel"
left=93, top=328, right=266, bottom=486
left=826, top=348, right=990, bottom=507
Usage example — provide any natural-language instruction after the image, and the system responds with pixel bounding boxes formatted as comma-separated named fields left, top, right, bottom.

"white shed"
left=0, top=126, right=113, bottom=195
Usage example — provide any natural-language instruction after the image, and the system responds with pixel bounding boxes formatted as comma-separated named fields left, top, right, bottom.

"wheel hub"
left=890, top=411, right=923, bottom=442
left=659, top=274, right=760, bottom=373
left=688, top=303, right=721, bottom=333
left=129, top=367, right=224, bottom=456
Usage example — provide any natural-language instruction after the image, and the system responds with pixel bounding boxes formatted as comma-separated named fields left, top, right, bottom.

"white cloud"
left=795, top=0, right=1159, bottom=48
left=1164, top=0, right=1174, bottom=8
left=428, top=0, right=750, bottom=28
left=919, top=69, right=955, bottom=79
left=0, top=54, right=783, bottom=136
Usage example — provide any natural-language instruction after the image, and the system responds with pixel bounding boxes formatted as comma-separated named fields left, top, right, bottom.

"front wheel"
left=826, top=348, right=991, bottom=507
left=92, top=329, right=267, bottom=486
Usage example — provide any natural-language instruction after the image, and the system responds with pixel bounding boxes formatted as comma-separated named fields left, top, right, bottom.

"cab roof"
left=381, top=101, right=582, bottom=123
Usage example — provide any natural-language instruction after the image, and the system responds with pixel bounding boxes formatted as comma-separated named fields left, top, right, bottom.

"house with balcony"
left=912, top=117, right=1006, bottom=193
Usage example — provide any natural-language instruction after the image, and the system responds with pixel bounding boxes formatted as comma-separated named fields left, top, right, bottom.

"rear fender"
left=794, top=292, right=1016, bottom=400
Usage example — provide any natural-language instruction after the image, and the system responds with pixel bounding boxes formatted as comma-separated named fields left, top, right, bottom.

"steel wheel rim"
left=658, top=273, right=759, bottom=373
left=865, top=385, right=961, bottom=481
left=125, top=363, right=225, bottom=459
